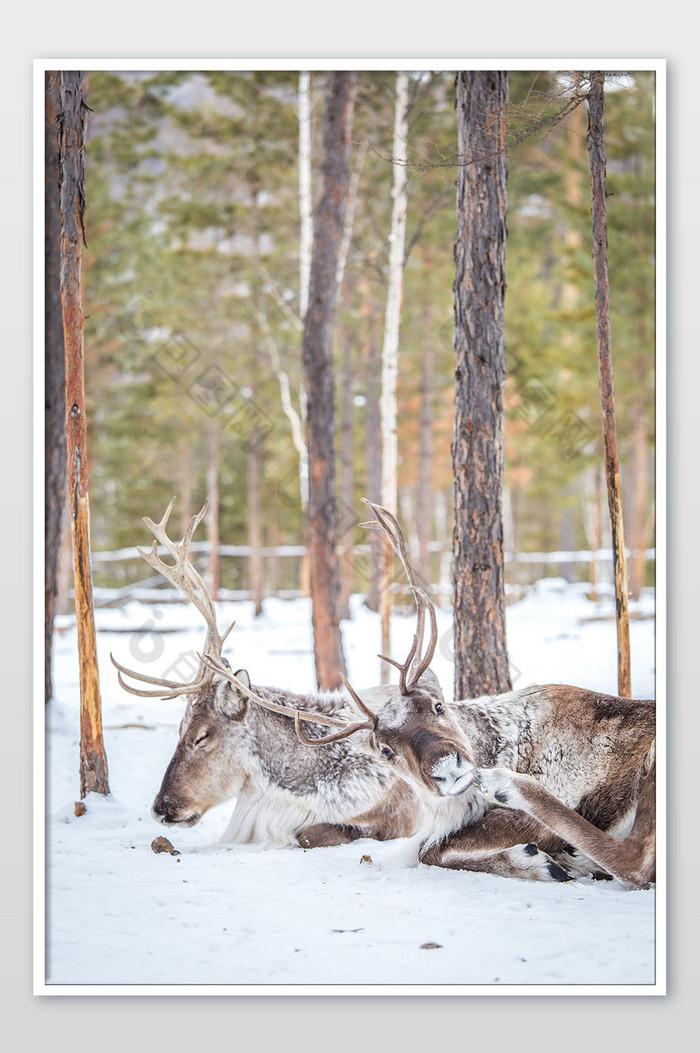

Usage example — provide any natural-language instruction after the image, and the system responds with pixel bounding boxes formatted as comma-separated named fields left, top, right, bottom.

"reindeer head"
left=340, top=502, right=477, bottom=799
left=202, top=500, right=478, bottom=803
left=112, top=499, right=375, bottom=826
left=150, top=668, right=257, bottom=826
left=110, top=499, right=255, bottom=825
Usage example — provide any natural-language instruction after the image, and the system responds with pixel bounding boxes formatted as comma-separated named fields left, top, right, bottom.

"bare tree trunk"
left=360, top=273, right=382, bottom=612
left=417, top=292, right=434, bottom=586
left=628, top=406, right=648, bottom=601
left=248, top=398, right=264, bottom=617
left=45, top=71, right=68, bottom=703
left=302, top=71, right=356, bottom=689
left=293, top=70, right=312, bottom=513
left=338, top=327, right=355, bottom=620
left=587, top=71, right=631, bottom=697
left=298, top=71, right=313, bottom=323
left=247, top=250, right=265, bottom=617
left=453, top=70, right=512, bottom=700
left=379, top=71, right=409, bottom=682
left=335, top=142, right=366, bottom=621
left=59, top=71, right=109, bottom=798
left=207, top=424, right=220, bottom=601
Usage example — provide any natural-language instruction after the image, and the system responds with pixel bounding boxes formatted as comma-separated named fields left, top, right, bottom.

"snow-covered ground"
left=42, top=581, right=659, bottom=992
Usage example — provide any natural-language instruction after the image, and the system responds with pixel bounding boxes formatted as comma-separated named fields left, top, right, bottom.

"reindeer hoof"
left=547, top=860, right=573, bottom=882
left=476, top=767, right=520, bottom=807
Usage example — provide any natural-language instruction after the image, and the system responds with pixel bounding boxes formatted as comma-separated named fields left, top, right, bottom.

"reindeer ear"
left=416, top=668, right=444, bottom=698
left=233, top=669, right=251, bottom=691
left=217, top=668, right=251, bottom=720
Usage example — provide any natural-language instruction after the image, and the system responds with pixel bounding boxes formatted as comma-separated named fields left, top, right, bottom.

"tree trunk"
left=338, top=327, right=355, bottom=620
left=298, top=71, right=313, bottom=323
left=335, top=143, right=366, bottom=621
left=301, top=71, right=356, bottom=689
left=207, top=424, right=220, bottom=601
left=45, top=71, right=68, bottom=703
left=247, top=247, right=265, bottom=617
left=379, top=71, right=409, bottom=682
left=453, top=71, right=512, bottom=700
left=248, top=394, right=264, bottom=617
left=59, top=71, right=109, bottom=798
left=417, top=294, right=434, bottom=587
left=360, top=273, right=382, bottom=612
left=628, top=405, right=648, bottom=600
left=587, top=71, right=631, bottom=697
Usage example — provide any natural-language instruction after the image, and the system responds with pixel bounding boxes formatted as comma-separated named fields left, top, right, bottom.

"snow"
left=43, top=583, right=659, bottom=992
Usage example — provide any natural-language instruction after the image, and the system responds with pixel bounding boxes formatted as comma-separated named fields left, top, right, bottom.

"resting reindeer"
left=111, top=499, right=419, bottom=847
left=205, top=501, right=656, bottom=888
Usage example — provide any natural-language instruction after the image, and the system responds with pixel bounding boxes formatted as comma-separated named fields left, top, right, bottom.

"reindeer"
left=204, top=501, right=656, bottom=888
left=110, top=499, right=419, bottom=848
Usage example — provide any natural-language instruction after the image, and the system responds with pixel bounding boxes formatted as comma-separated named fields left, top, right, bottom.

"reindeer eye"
left=380, top=746, right=393, bottom=761
left=434, top=703, right=444, bottom=715
left=193, top=732, right=209, bottom=747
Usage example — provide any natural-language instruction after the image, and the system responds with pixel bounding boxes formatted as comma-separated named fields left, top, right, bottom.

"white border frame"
left=33, top=57, right=667, bottom=997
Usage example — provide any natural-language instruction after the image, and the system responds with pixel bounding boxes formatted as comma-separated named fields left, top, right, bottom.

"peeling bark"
left=59, top=71, right=109, bottom=797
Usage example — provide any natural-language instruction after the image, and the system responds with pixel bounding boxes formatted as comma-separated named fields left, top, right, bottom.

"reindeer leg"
left=298, top=823, right=366, bottom=848
left=419, top=807, right=574, bottom=882
left=298, top=781, right=419, bottom=849
left=476, top=765, right=655, bottom=890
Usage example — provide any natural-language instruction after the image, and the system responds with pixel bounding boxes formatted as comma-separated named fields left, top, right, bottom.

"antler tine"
left=378, top=629, right=418, bottom=693
left=294, top=674, right=377, bottom=746
left=361, top=498, right=438, bottom=693
left=113, top=500, right=235, bottom=704
left=294, top=712, right=374, bottom=746
left=138, top=498, right=226, bottom=667
left=109, top=653, right=209, bottom=699
left=406, top=586, right=438, bottom=689
left=198, top=653, right=351, bottom=731
left=361, top=498, right=418, bottom=588
left=337, top=672, right=379, bottom=726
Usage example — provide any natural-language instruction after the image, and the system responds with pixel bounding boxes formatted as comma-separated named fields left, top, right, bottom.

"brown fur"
left=312, top=676, right=656, bottom=887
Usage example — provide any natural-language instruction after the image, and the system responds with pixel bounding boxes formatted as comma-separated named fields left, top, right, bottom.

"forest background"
left=47, top=69, right=655, bottom=620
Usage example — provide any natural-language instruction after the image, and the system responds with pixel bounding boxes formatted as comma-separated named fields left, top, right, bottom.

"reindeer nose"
left=429, top=751, right=474, bottom=795
left=152, top=792, right=177, bottom=824
left=152, top=802, right=172, bottom=825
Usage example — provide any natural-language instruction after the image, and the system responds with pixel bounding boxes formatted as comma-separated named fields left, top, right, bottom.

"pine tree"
left=453, top=71, right=512, bottom=699
left=302, top=71, right=356, bottom=689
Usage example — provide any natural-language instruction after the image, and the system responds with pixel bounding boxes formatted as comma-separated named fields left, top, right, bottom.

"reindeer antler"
left=198, top=653, right=378, bottom=744
left=111, top=498, right=235, bottom=699
left=261, top=499, right=439, bottom=752
left=360, top=499, right=438, bottom=693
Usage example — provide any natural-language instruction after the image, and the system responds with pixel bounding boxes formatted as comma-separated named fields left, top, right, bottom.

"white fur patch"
left=379, top=696, right=411, bottom=730
left=606, top=805, right=637, bottom=840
